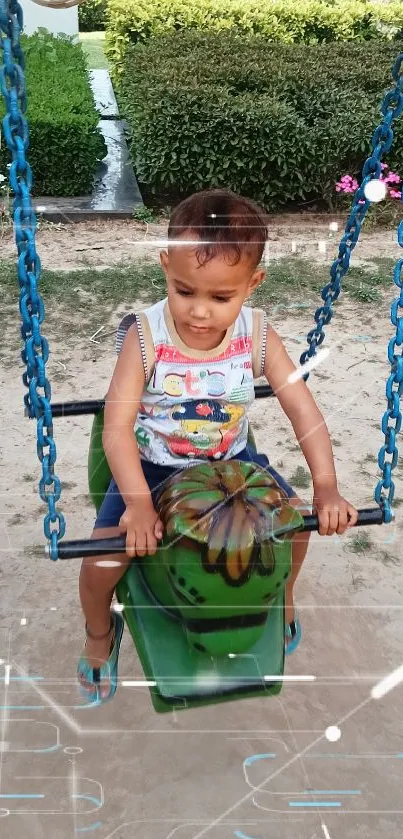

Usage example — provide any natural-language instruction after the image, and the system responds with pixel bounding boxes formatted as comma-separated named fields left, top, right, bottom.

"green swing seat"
left=88, top=410, right=303, bottom=713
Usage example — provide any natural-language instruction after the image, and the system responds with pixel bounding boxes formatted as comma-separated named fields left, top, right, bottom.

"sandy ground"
left=1, top=216, right=403, bottom=839
left=1, top=213, right=401, bottom=270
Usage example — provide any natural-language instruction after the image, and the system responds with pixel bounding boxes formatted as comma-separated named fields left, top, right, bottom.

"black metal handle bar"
left=49, top=386, right=274, bottom=418
left=50, top=507, right=384, bottom=559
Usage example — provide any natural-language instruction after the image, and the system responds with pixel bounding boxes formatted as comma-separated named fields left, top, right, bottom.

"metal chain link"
left=374, top=218, right=403, bottom=521
left=301, top=53, right=403, bottom=523
left=0, top=0, right=65, bottom=558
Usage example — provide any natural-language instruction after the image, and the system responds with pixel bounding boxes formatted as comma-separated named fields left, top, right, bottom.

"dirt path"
left=1, top=213, right=401, bottom=270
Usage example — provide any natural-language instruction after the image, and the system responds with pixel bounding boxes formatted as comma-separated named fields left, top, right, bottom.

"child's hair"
left=168, top=188, right=268, bottom=268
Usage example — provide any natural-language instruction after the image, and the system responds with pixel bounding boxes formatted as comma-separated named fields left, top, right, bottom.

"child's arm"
left=264, top=326, right=358, bottom=535
left=102, top=324, right=163, bottom=557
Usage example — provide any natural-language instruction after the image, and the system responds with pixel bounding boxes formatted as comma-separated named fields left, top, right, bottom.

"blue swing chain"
left=0, top=1, right=402, bottom=551
left=299, top=54, right=403, bottom=524
left=0, top=0, right=65, bottom=559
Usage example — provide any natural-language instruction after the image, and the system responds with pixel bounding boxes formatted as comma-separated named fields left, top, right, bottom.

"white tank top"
left=117, top=298, right=267, bottom=468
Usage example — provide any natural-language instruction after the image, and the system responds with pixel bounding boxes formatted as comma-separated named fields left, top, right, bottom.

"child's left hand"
left=313, top=487, right=358, bottom=536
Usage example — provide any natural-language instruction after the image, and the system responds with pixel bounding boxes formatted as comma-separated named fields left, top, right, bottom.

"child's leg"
left=78, top=525, right=130, bottom=699
left=78, top=462, right=177, bottom=698
left=285, top=496, right=311, bottom=628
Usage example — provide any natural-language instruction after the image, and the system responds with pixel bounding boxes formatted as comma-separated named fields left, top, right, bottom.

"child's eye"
left=214, top=296, right=230, bottom=302
left=176, top=288, right=192, bottom=296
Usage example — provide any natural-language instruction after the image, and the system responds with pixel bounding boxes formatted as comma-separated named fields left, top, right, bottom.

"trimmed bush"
left=117, top=31, right=403, bottom=210
left=106, top=0, right=403, bottom=77
left=79, top=0, right=108, bottom=31
left=0, top=33, right=106, bottom=197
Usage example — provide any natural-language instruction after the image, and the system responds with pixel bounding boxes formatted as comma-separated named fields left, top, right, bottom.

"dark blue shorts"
left=94, top=445, right=296, bottom=529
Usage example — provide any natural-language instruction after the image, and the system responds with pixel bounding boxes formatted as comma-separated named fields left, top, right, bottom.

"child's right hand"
left=118, top=495, right=164, bottom=558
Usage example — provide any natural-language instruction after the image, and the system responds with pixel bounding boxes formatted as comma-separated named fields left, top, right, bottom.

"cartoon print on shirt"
left=161, top=400, right=245, bottom=459
left=138, top=402, right=170, bottom=421
left=161, top=374, right=184, bottom=397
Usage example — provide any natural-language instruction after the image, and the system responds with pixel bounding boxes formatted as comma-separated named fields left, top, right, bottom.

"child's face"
left=160, top=241, right=265, bottom=349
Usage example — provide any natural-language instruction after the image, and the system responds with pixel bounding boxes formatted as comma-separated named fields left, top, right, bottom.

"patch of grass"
left=0, top=260, right=166, bottom=337
left=0, top=255, right=396, bottom=340
left=349, top=531, right=373, bottom=554
left=349, top=285, right=382, bottom=304
left=133, top=206, right=158, bottom=224
left=252, top=258, right=395, bottom=312
left=289, top=465, right=311, bottom=489
left=252, top=258, right=322, bottom=311
left=343, top=260, right=395, bottom=302
left=79, top=31, right=108, bottom=69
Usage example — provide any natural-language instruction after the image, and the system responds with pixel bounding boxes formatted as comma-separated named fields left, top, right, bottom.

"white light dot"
left=20, top=618, right=27, bottom=626
left=210, top=213, right=217, bottom=218
left=364, top=179, right=387, bottom=203
left=95, top=560, right=123, bottom=568
left=325, top=725, right=341, bottom=742
left=112, top=603, right=124, bottom=613
left=329, top=221, right=339, bottom=232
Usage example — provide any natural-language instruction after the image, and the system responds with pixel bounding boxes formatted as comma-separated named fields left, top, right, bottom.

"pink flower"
left=389, top=189, right=402, bottom=199
left=335, top=174, right=359, bottom=194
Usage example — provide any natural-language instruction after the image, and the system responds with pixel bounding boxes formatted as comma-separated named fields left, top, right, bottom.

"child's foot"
left=285, top=595, right=301, bottom=654
left=77, top=613, right=124, bottom=703
left=285, top=617, right=301, bottom=655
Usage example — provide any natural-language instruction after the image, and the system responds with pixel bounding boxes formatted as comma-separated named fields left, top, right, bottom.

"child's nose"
left=190, top=301, right=209, bottom=319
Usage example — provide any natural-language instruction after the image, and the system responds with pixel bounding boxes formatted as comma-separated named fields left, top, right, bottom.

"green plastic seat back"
left=88, top=409, right=112, bottom=514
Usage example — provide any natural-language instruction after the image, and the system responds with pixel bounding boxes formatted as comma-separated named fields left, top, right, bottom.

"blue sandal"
left=77, top=611, right=124, bottom=704
left=285, top=617, right=302, bottom=655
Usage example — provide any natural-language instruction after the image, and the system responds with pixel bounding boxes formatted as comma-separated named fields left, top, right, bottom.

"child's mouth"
left=188, top=324, right=210, bottom=332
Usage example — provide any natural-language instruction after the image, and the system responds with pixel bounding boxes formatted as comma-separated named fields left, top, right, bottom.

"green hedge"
left=106, top=0, right=403, bottom=76
left=0, top=33, right=106, bottom=197
left=79, top=0, right=108, bottom=31
left=117, top=31, right=403, bottom=210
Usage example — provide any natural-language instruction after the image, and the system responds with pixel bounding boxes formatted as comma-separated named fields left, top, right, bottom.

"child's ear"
left=248, top=268, right=266, bottom=295
left=160, top=250, right=169, bottom=274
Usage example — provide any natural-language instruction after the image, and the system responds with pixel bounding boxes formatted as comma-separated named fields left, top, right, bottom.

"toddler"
left=77, top=188, right=358, bottom=703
